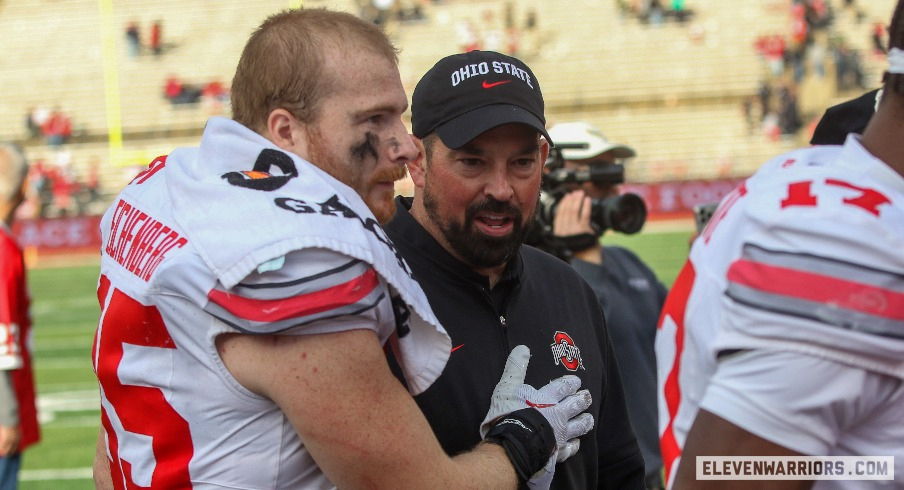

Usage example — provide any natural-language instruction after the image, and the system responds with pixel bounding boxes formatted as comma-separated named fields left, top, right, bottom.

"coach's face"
left=303, top=47, right=417, bottom=224
left=408, top=124, right=547, bottom=270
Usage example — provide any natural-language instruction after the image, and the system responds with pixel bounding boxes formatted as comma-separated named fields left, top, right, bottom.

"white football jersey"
left=655, top=135, right=904, bottom=487
left=93, top=118, right=450, bottom=489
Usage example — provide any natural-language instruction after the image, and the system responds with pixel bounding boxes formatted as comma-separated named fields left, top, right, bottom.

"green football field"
left=20, top=225, right=692, bottom=488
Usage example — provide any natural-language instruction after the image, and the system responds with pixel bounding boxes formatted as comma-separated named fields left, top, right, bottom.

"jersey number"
left=129, top=156, right=167, bottom=186
left=781, top=179, right=891, bottom=216
left=705, top=178, right=891, bottom=243
left=93, top=274, right=193, bottom=489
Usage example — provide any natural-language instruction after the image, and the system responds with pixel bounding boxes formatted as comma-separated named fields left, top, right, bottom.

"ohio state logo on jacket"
left=550, top=331, right=585, bottom=371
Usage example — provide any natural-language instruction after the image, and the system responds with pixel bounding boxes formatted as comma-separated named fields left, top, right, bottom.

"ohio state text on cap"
left=411, top=50, right=553, bottom=149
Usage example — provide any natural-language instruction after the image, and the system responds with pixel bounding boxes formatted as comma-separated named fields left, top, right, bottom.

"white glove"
left=481, top=345, right=594, bottom=488
left=526, top=453, right=556, bottom=490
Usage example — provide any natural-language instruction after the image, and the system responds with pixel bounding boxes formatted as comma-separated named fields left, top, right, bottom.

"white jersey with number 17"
left=655, top=134, right=904, bottom=486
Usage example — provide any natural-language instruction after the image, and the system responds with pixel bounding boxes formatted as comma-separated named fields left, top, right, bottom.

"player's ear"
left=267, top=109, right=308, bottom=156
left=408, top=135, right=427, bottom=189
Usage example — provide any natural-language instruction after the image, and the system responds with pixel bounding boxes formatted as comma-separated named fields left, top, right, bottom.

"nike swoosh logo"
left=526, top=400, right=556, bottom=409
left=451, top=344, right=465, bottom=353
left=482, top=80, right=512, bottom=89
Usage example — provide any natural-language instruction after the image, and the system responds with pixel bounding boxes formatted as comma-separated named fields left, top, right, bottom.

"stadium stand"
left=0, top=0, right=895, bottom=207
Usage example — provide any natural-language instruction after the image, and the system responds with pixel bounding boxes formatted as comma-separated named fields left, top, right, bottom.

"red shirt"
left=0, top=226, right=40, bottom=452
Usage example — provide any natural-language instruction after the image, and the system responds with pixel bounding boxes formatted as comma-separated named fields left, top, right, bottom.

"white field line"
left=22, top=390, right=100, bottom=482
left=38, top=389, right=99, bottom=424
left=21, top=467, right=93, bottom=481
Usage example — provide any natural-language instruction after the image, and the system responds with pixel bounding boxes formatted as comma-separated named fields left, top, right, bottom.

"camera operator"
left=545, top=122, right=667, bottom=490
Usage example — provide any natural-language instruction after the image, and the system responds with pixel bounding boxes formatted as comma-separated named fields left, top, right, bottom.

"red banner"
left=9, top=177, right=747, bottom=257
left=623, top=177, right=745, bottom=219
left=12, top=215, right=103, bottom=254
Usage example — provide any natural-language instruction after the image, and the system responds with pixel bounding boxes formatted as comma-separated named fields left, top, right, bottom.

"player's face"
left=305, top=49, right=416, bottom=224
left=415, top=124, right=546, bottom=269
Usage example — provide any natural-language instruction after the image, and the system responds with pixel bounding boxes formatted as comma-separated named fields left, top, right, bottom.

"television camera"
left=526, top=142, right=648, bottom=261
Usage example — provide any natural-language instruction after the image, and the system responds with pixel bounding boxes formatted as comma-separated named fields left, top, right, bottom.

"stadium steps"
left=0, top=0, right=894, bottom=194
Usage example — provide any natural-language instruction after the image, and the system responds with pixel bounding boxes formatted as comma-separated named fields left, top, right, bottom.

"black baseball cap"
left=411, top=50, right=553, bottom=149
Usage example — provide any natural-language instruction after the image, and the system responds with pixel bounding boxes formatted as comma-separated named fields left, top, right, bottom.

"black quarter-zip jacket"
left=385, top=197, right=644, bottom=489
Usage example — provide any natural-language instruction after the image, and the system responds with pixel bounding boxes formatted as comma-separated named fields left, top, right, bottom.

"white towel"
left=167, top=117, right=450, bottom=394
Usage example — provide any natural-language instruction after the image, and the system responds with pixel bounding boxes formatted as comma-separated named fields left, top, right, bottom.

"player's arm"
left=212, top=250, right=591, bottom=488
left=672, top=347, right=874, bottom=490
left=218, top=327, right=521, bottom=489
left=0, top=370, right=20, bottom=457
left=0, top=267, right=22, bottom=458
left=94, top=427, right=114, bottom=490
left=673, top=409, right=812, bottom=490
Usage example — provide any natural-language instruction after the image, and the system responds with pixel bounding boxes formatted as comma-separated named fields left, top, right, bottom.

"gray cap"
left=547, top=122, right=635, bottom=160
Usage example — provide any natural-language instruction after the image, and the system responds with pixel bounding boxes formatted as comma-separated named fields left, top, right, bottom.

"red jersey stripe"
left=728, top=259, right=904, bottom=322
left=207, top=267, right=380, bottom=323
left=658, top=261, right=697, bottom=481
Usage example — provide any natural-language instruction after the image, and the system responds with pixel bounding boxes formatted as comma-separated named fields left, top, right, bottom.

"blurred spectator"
left=201, top=79, right=230, bottom=115
left=790, top=1, right=808, bottom=46
left=806, top=37, right=827, bottom=78
left=616, top=0, right=633, bottom=20
left=504, top=1, right=514, bottom=28
left=0, top=142, right=41, bottom=490
left=756, top=34, right=787, bottom=77
left=741, top=96, right=757, bottom=135
left=479, top=9, right=503, bottom=52
left=833, top=39, right=866, bottom=92
left=28, top=160, right=54, bottom=218
left=368, top=0, right=394, bottom=26
left=24, top=155, right=102, bottom=218
left=81, top=156, right=102, bottom=212
left=41, top=108, right=72, bottom=148
left=505, top=26, right=521, bottom=56
left=455, top=20, right=481, bottom=52
left=762, top=111, right=782, bottom=142
left=395, top=0, right=427, bottom=23
left=125, top=21, right=140, bottom=58
left=522, top=9, right=539, bottom=56
left=163, top=74, right=201, bottom=105
left=872, top=22, right=887, bottom=55
left=27, top=106, right=49, bottom=141
left=671, top=0, right=689, bottom=23
left=164, top=74, right=182, bottom=100
left=804, top=0, right=832, bottom=30
left=150, top=20, right=163, bottom=56
left=647, top=0, right=665, bottom=25
left=623, top=0, right=694, bottom=23
left=24, top=107, right=45, bottom=140
left=201, top=79, right=227, bottom=100
left=50, top=168, right=75, bottom=217
left=776, top=80, right=802, bottom=135
left=787, top=42, right=807, bottom=84
left=756, top=79, right=772, bottom=123
left=524, top=8, right=537, bottom=30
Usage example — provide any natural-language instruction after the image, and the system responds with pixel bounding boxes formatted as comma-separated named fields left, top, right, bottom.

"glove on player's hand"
left=481, top=345, right=594, bottom=487
left=526, top=454, right=556, bottom=490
